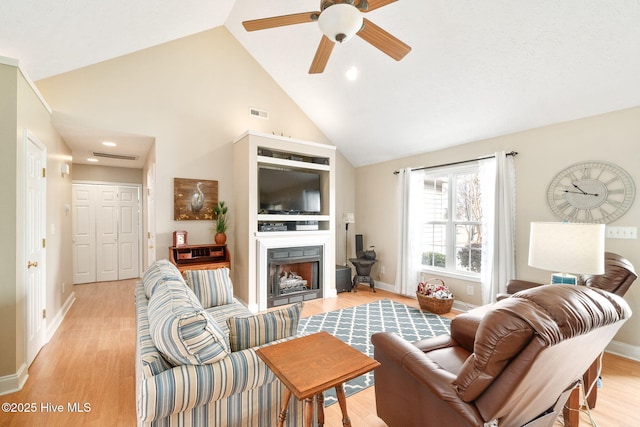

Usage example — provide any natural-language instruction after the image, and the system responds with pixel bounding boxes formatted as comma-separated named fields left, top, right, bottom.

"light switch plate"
left=606, top=226, right=638, bottom=239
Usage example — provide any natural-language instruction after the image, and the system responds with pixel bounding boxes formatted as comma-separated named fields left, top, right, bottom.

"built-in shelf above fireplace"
left=233, top=131, right=336, bottom=312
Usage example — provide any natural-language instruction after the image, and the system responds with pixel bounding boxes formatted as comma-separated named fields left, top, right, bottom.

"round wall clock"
left=547, top=161, right=635, bottom=223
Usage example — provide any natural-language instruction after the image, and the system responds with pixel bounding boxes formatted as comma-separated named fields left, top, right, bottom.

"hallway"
left=0, top=280, right=137, bottom=426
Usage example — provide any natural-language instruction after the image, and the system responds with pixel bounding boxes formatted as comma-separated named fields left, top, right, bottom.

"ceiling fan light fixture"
left=318, top=4, right=363, bottom=43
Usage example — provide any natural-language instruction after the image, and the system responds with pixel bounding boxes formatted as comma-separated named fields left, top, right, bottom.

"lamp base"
left=551, top=273, right=578, bottom=285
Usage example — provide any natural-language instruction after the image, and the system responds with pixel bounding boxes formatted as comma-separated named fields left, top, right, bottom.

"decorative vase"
left=214, top=232, right=227, bottom=245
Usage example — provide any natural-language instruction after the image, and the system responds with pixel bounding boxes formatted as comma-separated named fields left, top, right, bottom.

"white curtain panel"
left=479, top=151, right=517, bottom=304
left=396, top=168, right=425, bottom=296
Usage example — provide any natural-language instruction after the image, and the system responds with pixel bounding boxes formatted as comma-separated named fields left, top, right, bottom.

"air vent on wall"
left=92, top=151, right=139, bottom=161
left=249, top=107, right=269, bottom=120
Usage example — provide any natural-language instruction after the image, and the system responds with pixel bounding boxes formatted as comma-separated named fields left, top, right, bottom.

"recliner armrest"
left=371, top=332, right=484, bottom=426
left=372, top=332, right=461, bottom=399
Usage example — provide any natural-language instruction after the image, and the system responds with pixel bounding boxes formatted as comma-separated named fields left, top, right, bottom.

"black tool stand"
left=349, top=258, right=377, bottom=293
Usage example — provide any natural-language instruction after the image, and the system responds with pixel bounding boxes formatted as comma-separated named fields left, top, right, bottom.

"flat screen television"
left=258, top=167, right=321, bottom=214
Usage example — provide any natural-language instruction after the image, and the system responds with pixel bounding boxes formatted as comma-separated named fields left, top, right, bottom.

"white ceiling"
left=2, top=0, right=639, bottom=168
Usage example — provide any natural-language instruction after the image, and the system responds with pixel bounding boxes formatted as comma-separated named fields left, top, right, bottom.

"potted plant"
left=212, top=200, right=228, bottom=245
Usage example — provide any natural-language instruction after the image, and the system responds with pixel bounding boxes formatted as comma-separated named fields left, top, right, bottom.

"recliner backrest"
left=456, top=285, right=631, bottom=426
left=580, top=252, right=637, bottom=296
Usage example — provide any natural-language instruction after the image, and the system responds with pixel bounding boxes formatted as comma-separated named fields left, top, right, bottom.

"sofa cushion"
left=184, top=268, right=234, bottom=308
left=227, top=303, right=303, bottom=352
left=148, top=278, right=230, bottom=365
left=142, top=259, right=183, bottom=299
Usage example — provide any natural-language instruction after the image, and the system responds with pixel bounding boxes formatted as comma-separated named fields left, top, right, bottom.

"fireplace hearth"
left=267, top=245, right=323, bottom=307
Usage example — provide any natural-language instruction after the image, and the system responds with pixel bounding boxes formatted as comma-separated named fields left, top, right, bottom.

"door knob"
left=27, top=261, right=38, bottom=268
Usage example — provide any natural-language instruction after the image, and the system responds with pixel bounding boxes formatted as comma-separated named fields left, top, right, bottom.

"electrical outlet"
left=380, top=265, right=385, bottom=275
left=466, top=285, right=474, bottom=295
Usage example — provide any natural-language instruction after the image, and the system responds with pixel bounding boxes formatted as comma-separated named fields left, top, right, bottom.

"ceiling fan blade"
left=309, top=36, right=335, bottom=74
left=362, top=0, right=397, bottom=13
left=357, top=18, right=411, bottom=61
left=242, top=12, right=319, bottom=32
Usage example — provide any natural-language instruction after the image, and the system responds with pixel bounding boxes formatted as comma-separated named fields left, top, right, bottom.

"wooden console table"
left=256, top=331, right=379, bottom=427
left=168, top=244, right=230, bottom=274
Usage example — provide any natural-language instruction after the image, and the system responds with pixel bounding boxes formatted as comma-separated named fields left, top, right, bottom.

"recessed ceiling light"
left=102, top=141, right=116, bottom=147
left=346, top=66, right=358, bottom=81
left=87, top=158, right=98, bottom=162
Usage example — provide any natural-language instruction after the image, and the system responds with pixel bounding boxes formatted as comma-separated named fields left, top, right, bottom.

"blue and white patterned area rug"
left=297, top=299, right=451, bottom=406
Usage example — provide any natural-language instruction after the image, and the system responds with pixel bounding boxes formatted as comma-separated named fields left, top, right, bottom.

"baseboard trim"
left=47, top=291, right=76, bottom=342
left=370, top=280, right=395, bottom=293
left=0, top=363, right=28, bottom=396
left=606, top=340, right=640, bottom=362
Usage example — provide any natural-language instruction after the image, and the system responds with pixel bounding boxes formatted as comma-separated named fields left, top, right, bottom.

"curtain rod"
left=393, top=151, right=518, bottom=175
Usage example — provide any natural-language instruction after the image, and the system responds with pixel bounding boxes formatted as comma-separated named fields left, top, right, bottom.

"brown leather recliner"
left=372, top=285, right=631, bottom=427
left=497, top=252, right=637, bottom=300
left=496, top=251, right=636, bottom=409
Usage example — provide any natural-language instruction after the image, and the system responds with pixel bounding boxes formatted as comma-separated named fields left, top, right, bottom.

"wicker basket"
left=416, top=278, right=454, bottom=314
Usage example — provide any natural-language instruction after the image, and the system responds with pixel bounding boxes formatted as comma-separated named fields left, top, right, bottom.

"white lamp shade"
left=318, top=4, right=363, bottom=43
left=528, top=222, right=605, bottom=275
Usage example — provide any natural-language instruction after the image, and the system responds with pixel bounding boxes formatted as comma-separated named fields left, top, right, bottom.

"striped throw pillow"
left=148, top=278, right=229, bottom=365
left=227, top=303, right=303, bottom=352
left=184, top=268, right=234, bottom=308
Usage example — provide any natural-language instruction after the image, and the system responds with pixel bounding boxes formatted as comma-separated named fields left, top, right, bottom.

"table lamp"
left=528, top=222, right=605, bottom=284
left=343, top=213, right=355, bottom=266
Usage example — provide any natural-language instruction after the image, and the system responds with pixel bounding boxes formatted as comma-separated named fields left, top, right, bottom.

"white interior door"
left=72, top=184, right=96, bottom=284
left=25, top=130, right=47, bottom=366
left=96, top=186, right=119, bottom=282
left=146, top=165, right=156, bottom=267
left=118, top=186, right=140, bottom=279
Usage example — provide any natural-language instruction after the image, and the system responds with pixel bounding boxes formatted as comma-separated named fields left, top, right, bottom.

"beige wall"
left=355, top=106, right=640, bottom=350
left=0, top=64, right=19, bottom=378
left=335, top=150, right=357, bottom=266
left=72, top=164, right=143, bottom=184
left=29, top=23, right=639, bottom=356
left=0, top=62, right=73, bottom=383
left=36, top=27, right=351, bottom=268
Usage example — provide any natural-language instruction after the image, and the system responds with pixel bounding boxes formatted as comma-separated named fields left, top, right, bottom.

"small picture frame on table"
left=173, top=230, right=188, bottom=247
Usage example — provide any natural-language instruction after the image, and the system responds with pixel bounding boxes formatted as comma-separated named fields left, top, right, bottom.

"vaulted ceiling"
left=2, top=1, right=639, bottom=167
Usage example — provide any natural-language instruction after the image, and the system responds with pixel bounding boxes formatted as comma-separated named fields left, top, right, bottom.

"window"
left=421, top=165, right=483, bottom=276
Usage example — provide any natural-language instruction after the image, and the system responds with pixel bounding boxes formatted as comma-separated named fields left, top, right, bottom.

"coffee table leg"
left=278, top=388, right=292, bottom=427
left=317, top=393, right=325, bottom=427
left=304, top=397, right=314, bottom=427
left=335, top=384, right=352, bottom=427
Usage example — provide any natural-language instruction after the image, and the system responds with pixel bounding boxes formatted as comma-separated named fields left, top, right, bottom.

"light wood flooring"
left=1, top=279, right=638, bottom=426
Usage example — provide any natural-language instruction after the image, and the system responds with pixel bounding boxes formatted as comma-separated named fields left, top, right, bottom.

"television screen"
left=259, top=167, right=321, bottom=214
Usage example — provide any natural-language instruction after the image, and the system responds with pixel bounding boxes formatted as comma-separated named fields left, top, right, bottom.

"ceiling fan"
left=242, top=0, right=412, bottom=74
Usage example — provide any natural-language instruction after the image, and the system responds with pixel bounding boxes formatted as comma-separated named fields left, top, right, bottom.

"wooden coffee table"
left=256, top=331, right=380, bottom=427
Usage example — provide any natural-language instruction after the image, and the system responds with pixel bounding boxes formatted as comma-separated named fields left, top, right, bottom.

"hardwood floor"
left=1, top=280, right=638, bottom=426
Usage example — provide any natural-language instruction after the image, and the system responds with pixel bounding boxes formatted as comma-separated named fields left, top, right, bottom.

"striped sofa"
left=135, top=260, right=304, bottom=426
